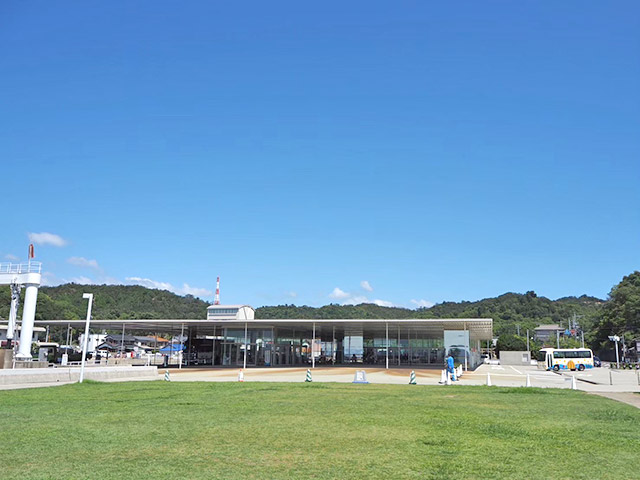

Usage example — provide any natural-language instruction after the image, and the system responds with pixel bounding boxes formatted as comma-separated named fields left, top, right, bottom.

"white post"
left=7, top=284, right=20, bottom=344
left=615, top=338, right=620, bottom=369
left=243, top=322, right=248, bottom=369
left=179, top=323, right=185, bottom=369
left=464, top=322, right=468, bottom=371
left=398, top=325, right=401, bottom=366
left=212, top=325, right=216, bottom=366
left=385, top=322, right=389, bottom=370
left=312, top=322, right=316, bottom=369
left=526, top=329, right=530, bottom=354
left=79, top=293, right=93, bottom=383
left=16, top=283, right=39, bottom=360
left=332, top=326, right=335, bottom=364
left=121, top=324, right=125, bottom=356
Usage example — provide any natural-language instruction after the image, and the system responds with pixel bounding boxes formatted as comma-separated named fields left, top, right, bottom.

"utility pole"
left=516, top=324, right=520, bottom=336
left=526, top=329, right=530, bottom=353
left=556, top=330, right=560, bottom=349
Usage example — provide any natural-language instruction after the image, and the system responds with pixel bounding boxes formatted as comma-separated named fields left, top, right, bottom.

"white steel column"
left=121, top=324, right=125, bottom=355
left=312, top=322, right=316, bottom=369
left=243, top=322, right=248, bottom=369
left=79, top=293, right=93, bottom=383
left=16, top=283, right=39, bottom=360
left=398, top=325, right=401, bottom=366
left=332, top=326, right=335, bottom=364
left=212, top=325, right=216, bottom=366
left=464, top=322, right=468, bottom=371
left=7, top=284, right=20, bottom=344
left=385, top=322, right=389, bottom=370
left=179, top=323, right=185, bottom=369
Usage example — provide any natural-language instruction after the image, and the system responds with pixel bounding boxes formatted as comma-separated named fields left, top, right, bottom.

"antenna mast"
left=214, top=276, right=220, bottom=305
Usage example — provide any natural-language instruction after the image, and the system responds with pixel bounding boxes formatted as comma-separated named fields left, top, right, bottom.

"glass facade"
left=187, top=324, right=452, bottom=367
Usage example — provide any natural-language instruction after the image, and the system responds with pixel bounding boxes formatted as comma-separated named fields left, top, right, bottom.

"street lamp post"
left=608, top=335, right=620, bottom=369
left=79, top=293, right=93, bottom=383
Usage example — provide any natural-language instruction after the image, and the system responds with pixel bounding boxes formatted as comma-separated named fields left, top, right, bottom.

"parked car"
left=593, top=356, right=602, bottom=367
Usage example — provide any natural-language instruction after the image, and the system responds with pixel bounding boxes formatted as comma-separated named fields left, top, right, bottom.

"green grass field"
left=0, top=382, right=638, bottom=479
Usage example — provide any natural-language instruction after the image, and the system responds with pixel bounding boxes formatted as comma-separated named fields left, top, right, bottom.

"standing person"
left=446, top=351, right=456, bottom=381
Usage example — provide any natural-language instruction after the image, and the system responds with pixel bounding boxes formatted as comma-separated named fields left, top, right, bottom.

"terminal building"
left=36, top=304, right=493, bottom=370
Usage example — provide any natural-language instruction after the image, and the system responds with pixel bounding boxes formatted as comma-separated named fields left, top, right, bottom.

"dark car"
left=593, top=356, right=602, bottom=367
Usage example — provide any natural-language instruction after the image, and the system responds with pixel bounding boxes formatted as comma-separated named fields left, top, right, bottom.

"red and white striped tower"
left=214, top=276, right=220, bottom=305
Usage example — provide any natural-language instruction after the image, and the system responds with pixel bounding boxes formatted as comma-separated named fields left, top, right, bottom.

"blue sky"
left=1, top=2, right=638, bottom=308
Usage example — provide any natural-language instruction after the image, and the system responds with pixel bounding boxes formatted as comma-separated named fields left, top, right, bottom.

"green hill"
left=0, top=284, right=209, bottom=321
left=257, top=292, right=603, bottom=336
left=0, top=284, right=604, bottom=339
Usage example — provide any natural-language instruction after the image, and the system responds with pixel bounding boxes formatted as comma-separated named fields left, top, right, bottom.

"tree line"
left=0, top=272, right=637, bottom=356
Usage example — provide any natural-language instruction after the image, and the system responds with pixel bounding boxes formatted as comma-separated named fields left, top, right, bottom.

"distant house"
left=96, top=333, right=139, bottom=352
left=96, top=334, right=170, bottom=353
left=534, top=324, right=564, bottom=342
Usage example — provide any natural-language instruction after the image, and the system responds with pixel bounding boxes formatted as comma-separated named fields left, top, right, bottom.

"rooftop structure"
left=207, top=304, right=255, bottom=321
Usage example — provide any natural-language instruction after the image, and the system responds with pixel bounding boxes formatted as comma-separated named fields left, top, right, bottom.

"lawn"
left=0, top=382, right=638, bottom=479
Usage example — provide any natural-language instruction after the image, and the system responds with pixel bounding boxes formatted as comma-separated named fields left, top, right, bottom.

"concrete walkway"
left=590, top=392, right=640, bottom=409
left=0, top=366, right=159, bottom=389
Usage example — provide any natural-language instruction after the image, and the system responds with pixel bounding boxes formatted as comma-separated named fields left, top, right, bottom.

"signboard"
left=312, top=339, right=322, bottom=358
left=444, top=330, right=469, bottom=351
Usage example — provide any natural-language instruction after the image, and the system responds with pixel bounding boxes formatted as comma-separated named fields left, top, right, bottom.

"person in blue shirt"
left=446, top=352, right=456, bottom=381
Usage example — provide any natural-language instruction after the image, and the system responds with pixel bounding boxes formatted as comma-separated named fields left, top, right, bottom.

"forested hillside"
left=257, top=292, right=603, bottom=336
left=0, top=284, right=209, bottom=320
left=0, top=284, right=608, bottom=338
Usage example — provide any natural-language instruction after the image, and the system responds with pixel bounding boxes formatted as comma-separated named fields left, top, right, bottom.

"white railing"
left=0, top=262, right=43, bottom=274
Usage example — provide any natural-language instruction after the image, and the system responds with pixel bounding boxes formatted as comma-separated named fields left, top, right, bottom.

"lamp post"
left=608, top=335, right=620, bottom=369
left=79, top=293, right=93, bottom=383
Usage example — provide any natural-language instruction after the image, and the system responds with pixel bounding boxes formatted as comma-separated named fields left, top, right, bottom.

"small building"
left=534, top=324, right=564, bottom=342
left=207, top=305, right=255, bottom=321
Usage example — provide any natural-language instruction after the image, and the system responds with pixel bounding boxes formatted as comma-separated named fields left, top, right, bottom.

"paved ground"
left=163, top=364, right=571, bottom=388
left=3, top=364, right=639, bottom=409
left=590, top=392, right=640, bottom=409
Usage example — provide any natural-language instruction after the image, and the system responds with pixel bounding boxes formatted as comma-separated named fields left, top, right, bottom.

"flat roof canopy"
left=36, top=318, right=493, bottom=341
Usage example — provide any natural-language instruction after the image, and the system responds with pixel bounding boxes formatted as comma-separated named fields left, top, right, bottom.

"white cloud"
left=360, top=280, right=373, bottom=292
left=329, top=287, right=350, bottom=300
left=373, top=299, right=395, bottom=307
left=126, top=276, right=212, bottom=298
left=41, top=271, right=64, bottom=286
left=28, top=232, right=68, bottom=247
left=4, top=254, right=19, bottom=261
left=181, top=283, right=214, bottom=297
left=285, top=291, right=298, bottom=298
left=411, top=299, right=435, bottom=308
left=342, top=295, right=369, bottom=305
left=127, top=276, right=174, bottom=291
left=69, top=276, right=96, bottom=285
left=67, top=256, right=100, bottom=269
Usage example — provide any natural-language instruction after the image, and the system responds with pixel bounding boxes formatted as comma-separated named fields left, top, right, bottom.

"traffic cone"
left=457, top=365, right=463, bottom=378
left=238, top=369, right=244, bottom=382
left=439, top=369, right=447, bottom=384
left=526, top=373, right=531, bottom=387
left=571, top=375, right=577, bottom=390
left=409, top=370, right=417, bottom=385
left=305, top=369, right=312, bottom=382
left=164, top=369, right=170, bottom=382
left=486, top=372, right=492, bottom=386
left=445, top=371, right=452, bottom=385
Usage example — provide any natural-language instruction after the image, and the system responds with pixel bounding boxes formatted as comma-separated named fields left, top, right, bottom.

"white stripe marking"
left=510, top=366, right=523, bottom=374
